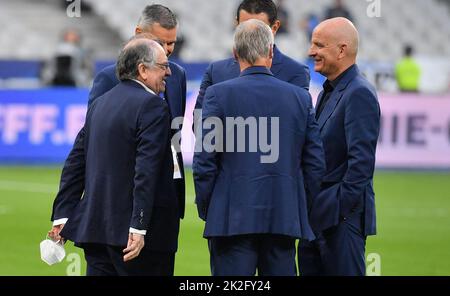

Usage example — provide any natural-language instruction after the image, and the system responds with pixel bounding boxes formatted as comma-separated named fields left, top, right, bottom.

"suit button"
left=343, top=217, right=347, bottom=221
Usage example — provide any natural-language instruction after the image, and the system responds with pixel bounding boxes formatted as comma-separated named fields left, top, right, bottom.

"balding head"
left=309, top=17, right=359, bottom=80
left=316, top=17, right=359, bottom=56
left=116, top=38, right=170, bottom=93
left=125, top=32, right=157, bottom=46
left=123, top=36, right=162, bottom=53
left=116, top=38, right=165, bottom=80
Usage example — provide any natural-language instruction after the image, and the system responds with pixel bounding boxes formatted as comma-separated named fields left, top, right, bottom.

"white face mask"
left=40, top=239, right=66, bottom=265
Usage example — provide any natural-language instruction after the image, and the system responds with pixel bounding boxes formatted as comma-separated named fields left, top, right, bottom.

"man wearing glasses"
left=49, top=39, right=178, bottom=275
left=48, top=5, right=185, bottom=275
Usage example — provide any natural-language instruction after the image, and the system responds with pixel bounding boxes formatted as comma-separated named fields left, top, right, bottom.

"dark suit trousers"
left=297, top=211, right=366, bottom=276
left=208, top=234, right=297, bottom=276
left=83, top=244, right=175, bottom=276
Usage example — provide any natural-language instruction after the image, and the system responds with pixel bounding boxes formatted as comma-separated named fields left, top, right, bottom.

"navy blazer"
left=88, top=62, right=187, bottom=120
left=51, top=61, right=186, bottom=222
left=54, top=80, right=180, bottom=251
left=194, top=45, right=310, bottom=112
left=309, top=65, right=380, bottom=236
left=193, top=66, right=325, bottom=241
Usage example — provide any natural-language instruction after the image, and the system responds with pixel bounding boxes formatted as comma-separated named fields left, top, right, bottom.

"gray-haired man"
left=193, top=19, right=325, bottom=276
left=50, top=38, right=179, bottom=275
left=50, top=4, right=186, bottom=275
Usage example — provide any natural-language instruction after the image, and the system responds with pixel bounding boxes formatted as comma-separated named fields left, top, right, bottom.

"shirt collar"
left=324, top=64, right=356, bottom=91
left=239, top=66, right=273, bottom=77
left=132, top=79, right=156, bottom=96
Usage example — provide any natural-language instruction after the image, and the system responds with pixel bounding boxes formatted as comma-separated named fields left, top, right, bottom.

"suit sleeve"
left=50, top=71, right=113, bottom=222
left=193, top=87, right=222, bottom=221
left=130, top=99, right=171, bottom=231
left=192, top=63, right=213, bottom=132
left=301, top=94, right=326, bottom=208
left=50, top=127, right=86, bottom=221
left=50, top=101, right=99, bottom=221
left=339, top=87, right=380, bottom=217
left=289, top=64, right=311, bottom=91
left=87, top=70, right=117, bottom=108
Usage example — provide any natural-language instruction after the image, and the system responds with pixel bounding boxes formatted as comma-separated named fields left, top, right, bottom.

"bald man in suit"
left=298, top=17, right=380, bottom=276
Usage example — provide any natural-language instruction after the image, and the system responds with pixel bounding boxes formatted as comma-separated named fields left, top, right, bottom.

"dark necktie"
left=315, top=81, right=334, bottom=120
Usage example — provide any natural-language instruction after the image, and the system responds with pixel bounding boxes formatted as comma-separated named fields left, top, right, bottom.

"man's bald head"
left=309, top=17, right=359, bottom=80
left=124, top=33, right=159, bottom=50
left=315, top=17, right=359, bottom=57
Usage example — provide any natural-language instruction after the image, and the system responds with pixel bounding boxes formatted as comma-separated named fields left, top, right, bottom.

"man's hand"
left=123, top=233, right=145, bottom=262
left=47, top=224, right=65, bottom=243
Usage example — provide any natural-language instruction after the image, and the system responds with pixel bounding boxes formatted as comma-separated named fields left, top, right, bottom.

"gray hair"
left=123, top=32, right=159, bottom=47
left=116, top=39, right=159, bottom=81
left=137, top=4, right=178, bottom=30
left=234, top=19, right=274, bottom=65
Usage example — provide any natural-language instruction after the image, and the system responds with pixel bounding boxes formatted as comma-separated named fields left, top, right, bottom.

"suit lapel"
left=317, top=90, right=344, bottom=130
left=164, top=78, right=174, bottom=118
left=164, top=66, right=180, bottom=119
left=317, top=65, right=360, bottom=131
left=270, top=45, right=283, bottom=76
left=315, top=90, right=325, bottom=112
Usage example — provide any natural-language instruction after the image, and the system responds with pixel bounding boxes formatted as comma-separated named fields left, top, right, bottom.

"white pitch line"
left=0, top=180, right=57, bottom=194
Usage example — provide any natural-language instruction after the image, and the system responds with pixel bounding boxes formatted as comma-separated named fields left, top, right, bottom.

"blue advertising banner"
left=0, top=88, right=199, bottom=164
left=1, top=88, right=449, bottom=169
left=0, top=88, right=88, bottom=163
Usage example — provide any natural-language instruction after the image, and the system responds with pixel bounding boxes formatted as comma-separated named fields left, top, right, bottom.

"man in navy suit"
left=88, top=6, right=187, bottom=215
left=52, top=5, right=186, bottom=231
left=193, top=0, right=310, bottom=118
left=298, top=18, right=381, bottom=276
left=48, top=5, right=186, bottom=273
left=49, top=39, right=178, bottom=275
left=193, top=19, right=325, bottom=276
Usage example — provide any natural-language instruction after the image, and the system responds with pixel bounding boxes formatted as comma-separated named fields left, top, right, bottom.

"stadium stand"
left=0, top=0, right=122, bottom=60
left=0, top=0, right=448, bottom=91
left=0, top=0, right=448, bottom=63
left=83, top=0, right=450, bottom=62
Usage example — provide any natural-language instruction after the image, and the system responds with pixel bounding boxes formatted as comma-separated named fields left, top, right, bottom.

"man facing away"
left=48, top=39, right=179, bottom=276
left=193, top=19, right=325, bottom=276
left=298, top=17, right=381, bottom=276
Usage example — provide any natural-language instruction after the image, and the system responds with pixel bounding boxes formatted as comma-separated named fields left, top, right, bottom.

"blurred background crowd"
left=0, top=0, right=448, bottom=93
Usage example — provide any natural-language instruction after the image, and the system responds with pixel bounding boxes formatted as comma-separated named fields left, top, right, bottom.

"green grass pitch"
left=0, top=166, right=449, bottom=275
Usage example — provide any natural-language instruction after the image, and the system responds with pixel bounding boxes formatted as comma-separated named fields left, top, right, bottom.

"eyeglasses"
left=155, top=62, right=170, bottom=71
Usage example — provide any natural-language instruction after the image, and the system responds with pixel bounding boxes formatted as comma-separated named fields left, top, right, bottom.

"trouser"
left=208, top=234, right=297, bottom=276
left=83, top=243, right=175, bottom=276
left=298, top=212, right=367, bottom=276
